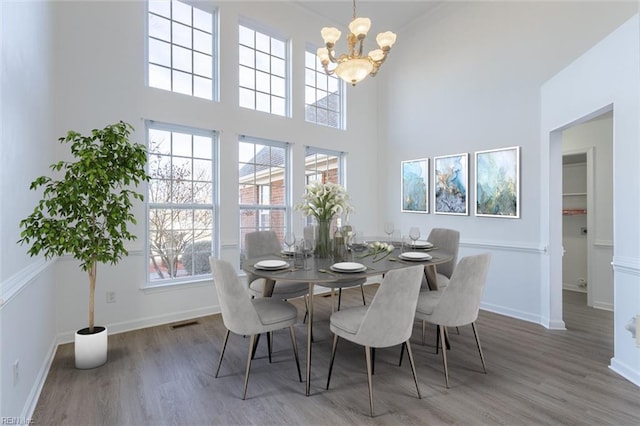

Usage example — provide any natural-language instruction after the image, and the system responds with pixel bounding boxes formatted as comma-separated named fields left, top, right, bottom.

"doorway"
left=560, top=111, right=614, bottom=317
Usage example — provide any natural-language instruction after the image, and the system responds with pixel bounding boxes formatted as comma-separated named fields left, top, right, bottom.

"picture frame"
left=475, top=146, right=520, bottom=218
left=434, top=153, right=469, bottom=215
left=401, top=158, right=429, bottom=213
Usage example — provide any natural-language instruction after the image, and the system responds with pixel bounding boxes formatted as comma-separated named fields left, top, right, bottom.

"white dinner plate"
left=399, top=252, right=432, bottom=261
left=330, top=262, right=367, bottom=273
left=280, top=249, right=295, bottom=256
left=410, top=240, right=433, bottom=249
left=254, top=260, right=289, bottom=270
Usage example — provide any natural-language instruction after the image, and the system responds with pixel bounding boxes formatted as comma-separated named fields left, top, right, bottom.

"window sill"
left=142, top=277, right=213, bottom=294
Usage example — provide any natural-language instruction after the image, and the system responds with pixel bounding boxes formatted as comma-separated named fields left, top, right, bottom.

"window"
left=305, top=146, right=344, bottom=186
left=304, top=48, right=344, bottom=129
left=146, top=121, right=217, bottom=284
left=238, top=22, right=289, bottom=116
left=239, top=137, right=290, bottom=256
left=147, top=0, right=217, bottom=100
left=304, top=147, right=345, bottom=227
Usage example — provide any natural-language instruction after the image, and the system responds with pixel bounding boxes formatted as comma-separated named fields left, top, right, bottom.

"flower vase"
left=315, top=219, right=332, bottom=259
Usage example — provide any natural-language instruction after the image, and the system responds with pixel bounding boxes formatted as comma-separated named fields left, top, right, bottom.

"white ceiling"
left=293, top=1, right=444, bottom=33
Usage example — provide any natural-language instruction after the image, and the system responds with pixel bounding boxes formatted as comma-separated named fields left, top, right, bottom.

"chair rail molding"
left=0, top=257, right=53, bottom=308
left=461, top=239, right=545, bottom=254
left=612, top=256, right=640, bottom=276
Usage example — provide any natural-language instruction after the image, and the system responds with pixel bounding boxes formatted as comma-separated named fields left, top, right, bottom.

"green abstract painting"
left=475, top=146, right=520, bottom=218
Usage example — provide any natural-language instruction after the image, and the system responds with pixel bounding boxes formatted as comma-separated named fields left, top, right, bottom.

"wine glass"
left=409, top=227, right=421, bottom=248
left=284, top=232, right=296, bottom=252
left=384, top=221, right=395, bottom=242
left=302, top=235, right=315, bottom=270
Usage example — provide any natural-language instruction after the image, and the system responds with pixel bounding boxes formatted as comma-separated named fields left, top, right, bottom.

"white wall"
left=541, top=15, right=640, bottom=386
left=0, top=0, right=58, bottom=418
left=562, top=114, right=614, bottom=309
left=377, top=1, right=637, bottom=326
left=51, top=1, right=381, bottom=338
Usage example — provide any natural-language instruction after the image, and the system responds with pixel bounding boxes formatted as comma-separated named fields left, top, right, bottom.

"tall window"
left=239, top=137, right=290, bottom=256
left=304, top=48, right=344, bottom=129
left=304, top=147, right=345, bottom=227
left=238, top=22, right=289, bottom=116
left=147, top=121, right=217, bottom=284
left=147, top=0, right=216, bottom=100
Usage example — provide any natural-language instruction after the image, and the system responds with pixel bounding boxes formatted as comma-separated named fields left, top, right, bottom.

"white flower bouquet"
left=294, top=181, right=354, bottom=222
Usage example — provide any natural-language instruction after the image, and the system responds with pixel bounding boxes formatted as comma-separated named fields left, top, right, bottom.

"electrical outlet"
left=13, top=359, right=19, bottom=385
left=106, top=291, right=116, bottom=303
left=580, top=227, right=587, bottom=235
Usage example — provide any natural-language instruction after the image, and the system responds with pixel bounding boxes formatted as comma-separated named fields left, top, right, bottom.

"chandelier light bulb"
left=376, top=31, right=397, bottom=49
left=368, top=49, right=384, bottom=62
left=348, top=17, right=371, bottom=38
left=321, top=27, right=341, bottom=45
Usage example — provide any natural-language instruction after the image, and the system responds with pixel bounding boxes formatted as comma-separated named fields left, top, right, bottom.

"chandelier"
left=316, top=0, right=397, bottom=86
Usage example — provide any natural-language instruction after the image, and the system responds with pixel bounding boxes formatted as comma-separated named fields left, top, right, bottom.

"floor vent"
left=171, top=320, right=200, bottom=329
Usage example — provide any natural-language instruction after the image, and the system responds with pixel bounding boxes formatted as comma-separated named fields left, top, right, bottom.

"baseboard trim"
left=609, top=357, right=640, bottom=388
left=479, top=301, right=551, bottom=327
left=593, top=301, right=614, bottom=311
left=461, top=239, right=545, bottom=254
left=57, top=305, right=221, bottom=345
left=22, top=336, right=59, bottom=420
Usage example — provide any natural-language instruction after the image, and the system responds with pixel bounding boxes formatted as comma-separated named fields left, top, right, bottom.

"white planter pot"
left=74, top=326, right=108, bottom=369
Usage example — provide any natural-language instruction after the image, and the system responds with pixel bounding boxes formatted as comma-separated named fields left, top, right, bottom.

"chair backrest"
left=429, top=253, right=491, bottom=327
left=245, top=230, right=282, bottom=259
left=354, top=265, right=424, bottom=348
left=427, top=228, right=460, bottom=278
left=210, top=258, right=263, bottom=336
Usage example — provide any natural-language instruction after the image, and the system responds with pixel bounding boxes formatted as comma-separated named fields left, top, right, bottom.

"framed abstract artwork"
left=401, top=158, right=429, bottom=213
left=434, top=153, right=469, bottom=215
left=475, top=146, right=520, bottom=218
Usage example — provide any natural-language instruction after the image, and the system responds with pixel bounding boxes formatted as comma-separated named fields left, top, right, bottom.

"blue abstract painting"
left=401, top=158, right=428, bottom=213
left=434, top=153, right=468, bottom=215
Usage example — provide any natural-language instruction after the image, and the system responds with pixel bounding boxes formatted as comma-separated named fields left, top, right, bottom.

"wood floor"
left=33, top=287, right=640, bottom=425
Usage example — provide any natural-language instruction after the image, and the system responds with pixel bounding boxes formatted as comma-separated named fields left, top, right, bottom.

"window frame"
left=146, top=0, right=219, bottom=101
left=238, top=17, right=291, bottom=117
left=238, top=135, right=292, bottom=257
left=304, top=44, right=346, bottom=130
left=145, top=119, right=219, bottom=287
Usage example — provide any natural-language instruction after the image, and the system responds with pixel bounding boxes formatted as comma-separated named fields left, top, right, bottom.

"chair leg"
left=435, top=325, right=440, bottom=354
left=243, top=334, right=257, bottom=399
left=422, top=320, right=426, bottom=345
left=360, top=284, right=366, bottom=305
left=289, top=326, right=302, bottom=382
left=303, top=295, right=309, bottom=324
left=267, top=332, right=273, bottom=363
left=215, top=329, right=230, bottom=378
left=398, top=342, right=405, bottom=366
left=365, top=346, right=375, bottom=417
left=326, top=333, right=339, bottom=390
left=471, top=322, right=487, bottom=374
left=405, top=340, right=422, bottom=399
left=438, top=325, right=450, bottom=388
left=251, top=333, right=261, bottom=359
left=338, top=288, right=342, bottom=311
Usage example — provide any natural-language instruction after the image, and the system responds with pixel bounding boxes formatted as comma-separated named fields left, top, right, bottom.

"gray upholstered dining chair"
left=210, top=258, right=302, bottom=399
left=326, top=265, right=424, bottom=417
left=414, top=253, right=491, bottom=388
left=245, top=230, right=310, bottom=301
left=426, top=228, right=460, bottom=289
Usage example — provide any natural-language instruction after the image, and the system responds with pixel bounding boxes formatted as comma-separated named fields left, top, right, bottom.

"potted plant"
left=18, top=121, right=149, bottom=369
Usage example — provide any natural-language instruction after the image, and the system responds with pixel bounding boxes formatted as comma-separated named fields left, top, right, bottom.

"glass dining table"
left=242, top=245, right=453, bottom=396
